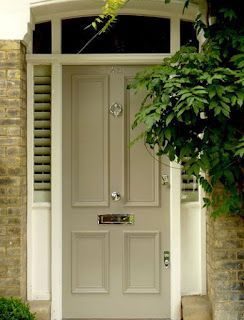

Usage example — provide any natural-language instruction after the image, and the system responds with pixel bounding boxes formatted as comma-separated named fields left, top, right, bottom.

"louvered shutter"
left=33, top=66, right=51, bottom=202
left=181, top=161, right=199, bottom=203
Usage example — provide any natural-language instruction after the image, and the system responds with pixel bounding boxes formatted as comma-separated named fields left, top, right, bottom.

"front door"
left=62, top=66, right=170, bottom=319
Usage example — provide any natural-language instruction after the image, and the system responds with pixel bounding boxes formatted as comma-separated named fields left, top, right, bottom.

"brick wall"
left=207, top=215, right=244, bottom=320
left=0, top=40, right=27, bottom=298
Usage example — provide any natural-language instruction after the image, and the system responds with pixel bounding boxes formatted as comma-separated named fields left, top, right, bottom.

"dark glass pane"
left=33, top=22, right=52, bottom=54
left=180, top=20, right=198, bottom=48
left=62, top=16, right=170, bottom=54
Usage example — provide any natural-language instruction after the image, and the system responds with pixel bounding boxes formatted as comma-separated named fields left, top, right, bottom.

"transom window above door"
left=62, top=15, right=170, bottom=53
left=32, top=15, right=198, bottom=54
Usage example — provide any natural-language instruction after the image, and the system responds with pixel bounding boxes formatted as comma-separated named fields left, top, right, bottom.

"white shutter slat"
left=34, top=183, right=51, bottom=190
left=34, top=173, right=51, bottom=181
left=34, top=146, right=51, bottom=155
left=34, top=93, right=51, bottom=102
left=34, top=76, right=51, bottom=84
left=34, top=103, right=51, bottom=111
left=34, top=138, right=51, bottom=146
left=34, top=129, right=51, bottom=138
left=34, top=155, right=51, bottom=164
left=34, top=120, right=51, bottom=129
left=34, top=111, right=51, bottom=120
left=182, top=183, right=198, bottom=190
left=34, top=165, right=51, bottom=172
left=34, top=84, right=51, bottom=93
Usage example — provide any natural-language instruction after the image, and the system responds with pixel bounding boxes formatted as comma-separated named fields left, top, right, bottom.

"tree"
left=99, top=0, right=244, bottom=216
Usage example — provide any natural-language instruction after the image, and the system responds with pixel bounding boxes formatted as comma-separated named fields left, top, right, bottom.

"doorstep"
left=181, top=295, right=212, bottom=320
left=29, top=300, right=51, bottom=320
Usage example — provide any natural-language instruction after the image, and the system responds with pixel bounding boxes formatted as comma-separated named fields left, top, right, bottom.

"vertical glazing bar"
left=170, top=17, right=180, bottom=54
left=52, top=17, right=61, bottom=54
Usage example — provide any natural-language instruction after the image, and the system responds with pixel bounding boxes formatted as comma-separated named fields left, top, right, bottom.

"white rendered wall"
left=30, top=205, right=51, bottom=300
left=0, top=0, right=30, bottom=39
left=181, top=202, right=206, bottom=295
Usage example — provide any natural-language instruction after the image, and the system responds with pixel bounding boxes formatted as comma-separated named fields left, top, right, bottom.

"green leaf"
left=235, top=137, right=244, bottom=157
left=179, top=92, right=193, bottom=101
left=220, top=101, right=230, bottom=117
left=203, top=197, right=211, bottom=207
left=179, top=146, right=191, bottom=159
left=224, top=170, right=235, bottom=183
left=216, top=86, right=224, bottom=97
left=91, top=21, right=97, bottom=30
left=164, top=128, right=172, bottom=140
left=209, top=86, right=216, bottom=99
left=166, top=113, right=174, bottom=126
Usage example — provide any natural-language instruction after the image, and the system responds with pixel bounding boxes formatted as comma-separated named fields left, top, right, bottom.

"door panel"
left=124, top=77, right=159, bottom=205
left=63, top=66, right=170, bottom=319
left=71, top=74, right=109, bottom=206
left=123, top=231, right=160, bottom=293
left=71, top=231, right=109, bottom=293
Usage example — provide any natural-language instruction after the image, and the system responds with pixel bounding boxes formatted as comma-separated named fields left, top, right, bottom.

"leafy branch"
left=129, top=2, right=244, bottom=217
left=98, top=0, right=244, bottom=216
left=91, top=0, right=129, bottom=33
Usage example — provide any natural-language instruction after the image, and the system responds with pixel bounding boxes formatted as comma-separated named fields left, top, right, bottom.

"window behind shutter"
left=33, top=65, right=51, bottom=202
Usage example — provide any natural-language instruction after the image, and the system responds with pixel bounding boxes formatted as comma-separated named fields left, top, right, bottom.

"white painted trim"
left=31, top=2, right=198, bottom=23
left=27, top=63, right=34, bottom=300
left=170, top=17, right=180, bottom=54
left=200, top=187, right=207, bottom=295
left=170, top=162, right=181, bottom=320
left=32, top=202, right=51, bottom=208
left=32, top=292, right=51, bottom=300
left=51, top=63, right=63, bottom=320
left=26, top=53, right=171, bottom=65
left=181, top=202, right=201, bottom=208
left=48, top=61, right=182, bottom=320
left=51, top=17, right=61, bottom=54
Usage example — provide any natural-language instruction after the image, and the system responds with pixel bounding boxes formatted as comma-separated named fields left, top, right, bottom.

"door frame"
left=27, top=1, right=200, bottom=317
left=27, top=55, right=182, bottom=320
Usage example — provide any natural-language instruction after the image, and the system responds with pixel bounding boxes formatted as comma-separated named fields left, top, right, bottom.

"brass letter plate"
left=97, top=214, right=135, bottom=225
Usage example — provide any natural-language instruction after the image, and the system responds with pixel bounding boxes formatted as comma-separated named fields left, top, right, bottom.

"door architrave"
left=51, top=58, right=181, bottom=320
left=26, top=51, right=182, bottom=320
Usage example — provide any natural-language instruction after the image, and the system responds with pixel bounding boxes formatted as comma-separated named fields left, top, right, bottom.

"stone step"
left=182, top=295, right=212, bottom=320
left=28, top=300, right=51, bottom=320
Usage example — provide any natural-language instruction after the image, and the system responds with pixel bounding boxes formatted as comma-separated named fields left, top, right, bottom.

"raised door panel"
left=71, top=75, right=109, bottom=206
left=124, top=77, right=159, bottom=206
left=123, top=231, right=160, bottom=293
left=71, top=231, right=109, bottom=293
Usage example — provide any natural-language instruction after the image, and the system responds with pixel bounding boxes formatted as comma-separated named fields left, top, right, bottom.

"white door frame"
left=27, top=57, right=182, bottom=320
left=49, top=57, right=181, bottom=320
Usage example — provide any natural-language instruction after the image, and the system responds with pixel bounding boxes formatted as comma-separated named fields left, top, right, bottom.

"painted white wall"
left=0, top=0, right=30, bottom=39
left=181, top=203, right=203, bottom=295
left=29, top=205, right=51, bottom=300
